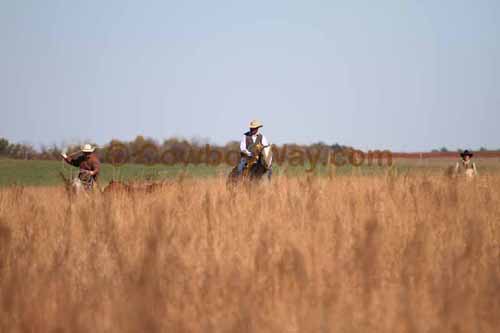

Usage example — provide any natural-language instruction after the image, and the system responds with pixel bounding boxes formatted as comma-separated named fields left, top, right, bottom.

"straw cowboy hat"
left=81, top=144, right=96, bottom=153
left=460, top=150, right=473, bottom=158
left=249, top=120, right=263, bottom=129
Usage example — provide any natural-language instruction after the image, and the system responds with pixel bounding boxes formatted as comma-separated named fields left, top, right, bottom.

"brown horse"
left=102, top=180, right=171, bottom=194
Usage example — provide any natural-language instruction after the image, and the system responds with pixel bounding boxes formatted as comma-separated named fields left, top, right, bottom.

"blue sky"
left=1, top=0, right=499, bottom=151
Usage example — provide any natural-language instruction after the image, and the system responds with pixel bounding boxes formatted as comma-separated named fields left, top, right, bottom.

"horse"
left=59, top=170, right=95, bottom=195
left=102, top=179, right=172, bottom=194
left=60, top=171, right=170, bottom=196
left=227, top=143, right=273, bottom=185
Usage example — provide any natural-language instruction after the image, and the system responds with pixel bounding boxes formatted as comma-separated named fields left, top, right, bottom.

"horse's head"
left=246, top=143, right=272, bottom=171
left=250, top=143, right=264, bottom=156
left=261, top=144, right=273, bottom=170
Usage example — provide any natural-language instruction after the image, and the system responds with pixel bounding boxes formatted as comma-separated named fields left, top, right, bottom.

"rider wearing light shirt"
left=455, top=150, right=478, bottom=178
left=237, top=120, right=270, bottom=174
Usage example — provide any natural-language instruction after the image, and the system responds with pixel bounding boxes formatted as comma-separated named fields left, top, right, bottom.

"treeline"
left=0, top=136, right=351, bottom=165
left=2, top=136, right=499, bottom=165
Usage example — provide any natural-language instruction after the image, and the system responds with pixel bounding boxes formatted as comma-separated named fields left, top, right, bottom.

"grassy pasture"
left=1, top=157, right=500, bottom=187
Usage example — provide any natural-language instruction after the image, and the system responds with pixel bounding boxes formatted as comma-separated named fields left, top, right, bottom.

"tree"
left=7, top=143, right=36, bottom=159
left=439, top=147, right=449, bottom=152
left=0, top=138, right=9, bottom=155
left=330, top=143, right=343, bottom=152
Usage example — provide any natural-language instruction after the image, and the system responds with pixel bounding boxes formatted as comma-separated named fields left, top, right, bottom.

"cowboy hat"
left=81, top=144, right=95, bottom=153
left=460, top=150, right=473, bottom=158
left=249, top=120, right=263, bottom=129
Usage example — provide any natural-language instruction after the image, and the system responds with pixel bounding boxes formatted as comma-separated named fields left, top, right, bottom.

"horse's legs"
left=267, top=167, right=273, bottom=181
left=72, top=178, right=83, bottom=194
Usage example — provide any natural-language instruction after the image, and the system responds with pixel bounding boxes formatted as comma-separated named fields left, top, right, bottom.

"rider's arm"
left=88, top=156, right=100, bottom=177
left=64, top=155, right=81, bottom=167
left=240, top=136, right=251, bottom=156
left=62, top=156, right=72, bottom=165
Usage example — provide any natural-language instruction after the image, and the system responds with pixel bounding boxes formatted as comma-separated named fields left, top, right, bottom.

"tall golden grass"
left=0, top=174, right=499, bottom=332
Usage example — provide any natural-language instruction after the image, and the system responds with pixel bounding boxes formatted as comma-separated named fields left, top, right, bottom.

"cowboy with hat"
left=62, top=144, right=101, bottom=189
left=237, top=120, right=271, bottom=175
left=455, top=150, right=477, bottom=178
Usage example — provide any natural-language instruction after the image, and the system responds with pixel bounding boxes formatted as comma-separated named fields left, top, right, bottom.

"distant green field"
left=1, top=158, right=499, bottom=187
left=0, top=158, right=230, bottom=187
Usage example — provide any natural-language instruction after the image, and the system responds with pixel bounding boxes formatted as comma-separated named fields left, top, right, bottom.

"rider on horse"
left=237, top=120, right=272, bottom=176
left=454, top=150, right=478, bottom=178
left=62, top=144, right=101, bottom=190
